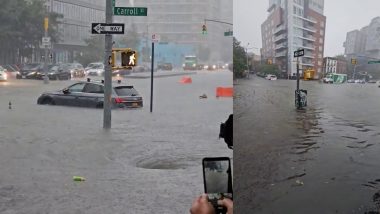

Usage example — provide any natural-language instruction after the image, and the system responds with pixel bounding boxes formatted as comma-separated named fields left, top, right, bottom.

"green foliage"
left=233, top=37, right=247, bottom=79
left=75, top=35, right=105, bottom=67
left=0, top=0, right=61, bottom=63
left=257, top=64, right=280, bottom=76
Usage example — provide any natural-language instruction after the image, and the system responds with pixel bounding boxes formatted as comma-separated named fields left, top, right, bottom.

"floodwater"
left=0, top=70, right=232, bottom=213
left=235, top=76, right=380, bottom=213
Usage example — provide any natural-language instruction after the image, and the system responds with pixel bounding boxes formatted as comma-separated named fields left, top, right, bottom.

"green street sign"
left=368, top=60, right=380, bottom=64
left=114, top=7, right=148, bottom=16
left=224, top=31, right=233, bottom=36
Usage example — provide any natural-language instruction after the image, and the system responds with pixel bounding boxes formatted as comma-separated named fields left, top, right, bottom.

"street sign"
left=113, top=7, right=148, bottom=16
left=368, top=60, right=380, bottom=64
left=294, top=49, right=304, bottom=57
left=91, top=23, right=125, bottom=34
left=152, top=34, right=160, bottom=43
left=42, top=37, right=51, bottom=47
left=224, top=31, right=233, bottom=36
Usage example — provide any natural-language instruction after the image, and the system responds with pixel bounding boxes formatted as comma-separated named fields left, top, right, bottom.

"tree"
left=233, top=37, right=247, bottom=79
left=0, top=0, right=61, bottom=64
left=75, top=35, right=104, bottom=67
left=257, top=64, right=280, bottom=77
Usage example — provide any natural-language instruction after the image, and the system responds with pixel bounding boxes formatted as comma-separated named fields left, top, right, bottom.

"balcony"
left=275, top=51, right=287, bottom=58
left=294, top=15, right=317, bottom=24
left=274, top=34, right=287, bottom=43
left=275, top=43, right=287, bottom=50
left=274, top=25, right=286, bottom=35
left=294, top=25, right=316, bottom=33
left=301, top=44, right=314, bottom=50
left=296, top=35, right=316, bottom=42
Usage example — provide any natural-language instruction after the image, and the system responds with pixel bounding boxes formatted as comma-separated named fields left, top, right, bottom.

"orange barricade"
left=216, top=87, right=233, bottom=97
left=179, top=76, right=192, bottom=84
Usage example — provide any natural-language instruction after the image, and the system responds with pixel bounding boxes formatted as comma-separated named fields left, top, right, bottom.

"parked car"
left=47, top=65, right=71, bottom=80
left=347, top=79, right=355, bottom=83
left=157, top=62, right=173, bottom=71
left=265, top=74, right=277, bottom=80
left=354, top=79, right=365, bottom=84
left=85, top=62, right=103, bottom=72
left=37, top=80, right=143, bottom=108
left=113, top=68, right=132, bottom=76
left=368, top=79, right=377, bottom=83
left=86, top=63, right=105, bottom=76
left=132, top=65, right=150, bottom=73
left=0, top=66, right=8, bottom=81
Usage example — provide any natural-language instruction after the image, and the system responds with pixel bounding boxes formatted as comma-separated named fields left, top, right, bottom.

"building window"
left=320, top=21, right=324, bottom=27
left=319, top=46, right=323, bottom=51
left=319, top=38, right=323, bottom=43
left=320, top=30, right=324, bottom=36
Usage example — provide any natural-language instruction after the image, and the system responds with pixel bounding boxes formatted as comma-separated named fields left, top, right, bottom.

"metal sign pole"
left=103, top=0, right=113, bottom=129
left=296, top=56, right=301, bottom=109
left=43, top=17, right=49, bottom=84
left=150, top=42, right=155, bottom=113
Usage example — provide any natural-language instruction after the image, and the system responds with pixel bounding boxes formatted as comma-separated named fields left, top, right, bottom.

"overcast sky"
left=234, top=0, right=380, bottom=56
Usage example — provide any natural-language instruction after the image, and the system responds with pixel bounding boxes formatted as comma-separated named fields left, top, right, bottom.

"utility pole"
left=103, top=0, right=113, bottom=129
left=43, top=17, right=49, bottom=84
left=246, top=43, right=249, bottom=79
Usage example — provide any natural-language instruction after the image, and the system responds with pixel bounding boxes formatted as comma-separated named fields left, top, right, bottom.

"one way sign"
left=91, top=23, right=125, bottom=34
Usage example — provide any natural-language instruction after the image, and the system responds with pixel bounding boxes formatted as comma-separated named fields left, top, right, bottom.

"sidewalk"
left=124, top=70, right=197, bottom=79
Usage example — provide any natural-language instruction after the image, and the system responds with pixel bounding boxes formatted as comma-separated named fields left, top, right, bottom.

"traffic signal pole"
left=103, top=0, right=113, bottom=129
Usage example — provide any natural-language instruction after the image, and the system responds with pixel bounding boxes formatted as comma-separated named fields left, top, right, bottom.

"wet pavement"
left=235, top=76, right=380, bottom=213
left=0, top=70, right=232, bottom=213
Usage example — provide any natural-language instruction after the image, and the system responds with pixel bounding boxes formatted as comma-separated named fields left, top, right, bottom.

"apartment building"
left=45, top=0, right=105, bottom=63
left=323, top=57, right=347, bottom=75
left=115, top=0, right=232, bottom=62
left=261, top=0, right=326, bottom=78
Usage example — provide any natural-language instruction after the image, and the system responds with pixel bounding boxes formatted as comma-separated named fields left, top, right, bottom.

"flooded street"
left=0, top=71, right=232, bottom=213
left=235, top=76, right=380, bottom=213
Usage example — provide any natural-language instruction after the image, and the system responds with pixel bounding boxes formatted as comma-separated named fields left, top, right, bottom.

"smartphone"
left=202, top=157, right=233, bottom=213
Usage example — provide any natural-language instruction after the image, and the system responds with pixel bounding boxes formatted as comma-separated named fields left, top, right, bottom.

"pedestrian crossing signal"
left=202, top=25, right=207, bottom=35
left=351, top=58, right=357, bottom=65
left=121, top=50, right=137, bottom=67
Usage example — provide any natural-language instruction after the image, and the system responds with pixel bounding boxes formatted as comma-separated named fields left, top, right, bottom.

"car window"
left=114, top=86, right=139, bottom=96
left=68, top=83, right=85, bottom=92
left=83, top=83, right=104, bottom=93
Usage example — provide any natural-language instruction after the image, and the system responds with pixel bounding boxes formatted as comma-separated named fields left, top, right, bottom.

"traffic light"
left=121, top=50, right=137, bottom=67
left=202, top=24, right=207, bottom=35
left=351, top=58, right=357, bottom=65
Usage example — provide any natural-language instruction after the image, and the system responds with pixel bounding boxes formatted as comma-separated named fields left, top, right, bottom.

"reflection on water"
left=235, top=78, right=380, bottom=213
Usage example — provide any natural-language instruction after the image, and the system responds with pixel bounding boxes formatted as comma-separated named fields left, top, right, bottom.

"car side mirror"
left=63, top=88, right=70, bottom=94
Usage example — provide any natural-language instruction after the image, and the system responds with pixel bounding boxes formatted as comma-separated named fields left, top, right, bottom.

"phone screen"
left=202, top=157, right=232, bottom=200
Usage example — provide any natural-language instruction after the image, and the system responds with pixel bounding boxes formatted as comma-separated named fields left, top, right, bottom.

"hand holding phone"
left=202, top=157, right=233, bottom=214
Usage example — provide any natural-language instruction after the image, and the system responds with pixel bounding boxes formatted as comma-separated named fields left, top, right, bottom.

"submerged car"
left=37, top=80, right=143, bottom=108
left=157, top=63, right=173, bottom=71
left=265, top=74, right=277, bottom=80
